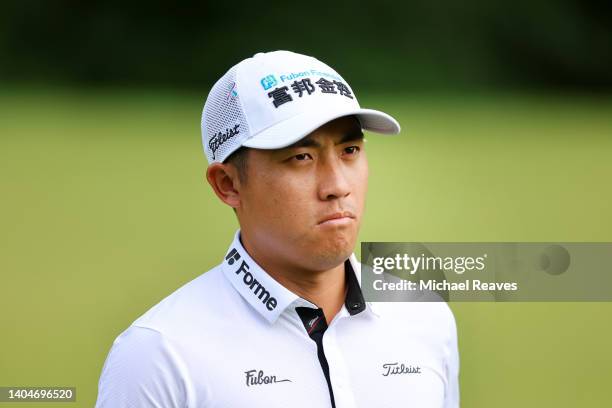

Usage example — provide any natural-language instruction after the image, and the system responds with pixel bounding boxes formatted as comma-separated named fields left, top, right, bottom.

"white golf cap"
left=201, top=50, right=401, bottom=164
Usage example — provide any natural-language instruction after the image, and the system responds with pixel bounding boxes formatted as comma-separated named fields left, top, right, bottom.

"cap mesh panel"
left=201, top=66, right=251, bottom=163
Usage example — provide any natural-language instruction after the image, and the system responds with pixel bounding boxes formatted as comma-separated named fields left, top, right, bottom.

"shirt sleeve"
left=95, top=325, right=190, bottom=408
left=443, top=306, right=461, bottom=408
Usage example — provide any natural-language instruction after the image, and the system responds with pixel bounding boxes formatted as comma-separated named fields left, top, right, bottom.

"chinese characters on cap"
left=268, top=77, right=354, bottom=108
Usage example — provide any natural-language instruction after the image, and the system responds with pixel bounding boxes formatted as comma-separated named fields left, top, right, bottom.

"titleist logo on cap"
left=209, top=124, right=240, bottom=160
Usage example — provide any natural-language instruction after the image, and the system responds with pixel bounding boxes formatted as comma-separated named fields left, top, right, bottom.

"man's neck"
left=240, top=234, right=348, bottom=324
left=268, top=262, right=347, bottom=324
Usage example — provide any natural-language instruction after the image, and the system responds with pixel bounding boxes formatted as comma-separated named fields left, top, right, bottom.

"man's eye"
left=344, top=146, right=361, bottom=155
left=294, top=153, right=312, bottom=161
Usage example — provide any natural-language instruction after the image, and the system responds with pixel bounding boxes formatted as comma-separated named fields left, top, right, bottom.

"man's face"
left=237, top=115, right=368, bottom=272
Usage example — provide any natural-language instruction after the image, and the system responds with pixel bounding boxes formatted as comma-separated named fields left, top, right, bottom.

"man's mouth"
left=317, top=211, right=356, bottom=226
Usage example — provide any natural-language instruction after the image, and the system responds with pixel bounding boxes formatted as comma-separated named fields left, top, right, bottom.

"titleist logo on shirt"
left=382, top=362, right=422, bottom=376
left=225, top=248, right=278, bottom=311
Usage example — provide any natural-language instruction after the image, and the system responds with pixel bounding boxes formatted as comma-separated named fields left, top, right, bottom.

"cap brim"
left=242, top=106, right=400, bottom=149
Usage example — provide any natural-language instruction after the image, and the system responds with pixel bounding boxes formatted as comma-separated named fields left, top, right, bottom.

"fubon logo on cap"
left=260, top=75, right=277, bottom=90
left=260, top=69, right=343, bottom=91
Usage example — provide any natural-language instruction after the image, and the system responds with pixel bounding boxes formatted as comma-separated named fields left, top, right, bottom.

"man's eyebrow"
left=285, top=128, right=364, bottom=150
left=338, top=128, right=365, bottom=144
left=287, top=135, right=320, bottom=149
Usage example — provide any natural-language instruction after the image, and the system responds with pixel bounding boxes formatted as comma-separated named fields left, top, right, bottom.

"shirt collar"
left=221, top=230, right=379, bottom=324
left=347, top=253, right=380, bottom=318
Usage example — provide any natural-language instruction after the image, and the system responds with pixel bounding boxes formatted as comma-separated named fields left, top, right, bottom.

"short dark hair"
left=224, top=146, right=250, bottom=184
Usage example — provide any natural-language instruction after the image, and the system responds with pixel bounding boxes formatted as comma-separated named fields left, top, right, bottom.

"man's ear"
left=206, top=163, right=241, bottom=209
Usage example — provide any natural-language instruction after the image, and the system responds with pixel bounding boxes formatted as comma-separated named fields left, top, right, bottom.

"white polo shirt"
left=95, top=230, right=460, bottom=407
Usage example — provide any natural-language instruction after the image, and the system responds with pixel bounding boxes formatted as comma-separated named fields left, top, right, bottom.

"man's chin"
left=308, top=230, right=357, bottom=270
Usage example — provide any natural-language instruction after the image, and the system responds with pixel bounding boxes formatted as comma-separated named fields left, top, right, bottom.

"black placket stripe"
left=293, top=259, right=367, bottom=408
left=296, top=306, right=336, bottom=408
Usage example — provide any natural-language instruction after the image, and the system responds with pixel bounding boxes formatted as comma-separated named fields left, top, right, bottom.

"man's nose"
left=317, top=157, right=351, bottom=201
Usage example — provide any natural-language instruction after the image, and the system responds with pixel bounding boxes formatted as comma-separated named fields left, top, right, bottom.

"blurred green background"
left=1, top=1, right=612, bottom=407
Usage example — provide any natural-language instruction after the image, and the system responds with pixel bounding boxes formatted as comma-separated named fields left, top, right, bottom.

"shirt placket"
left=323, top=309, right=358, bottom=408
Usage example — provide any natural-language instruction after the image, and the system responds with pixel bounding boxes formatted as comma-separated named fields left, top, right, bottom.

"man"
left=95, top=50, right=459, bottom=407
